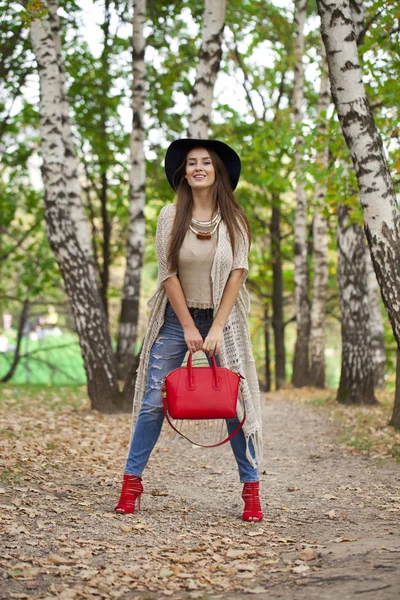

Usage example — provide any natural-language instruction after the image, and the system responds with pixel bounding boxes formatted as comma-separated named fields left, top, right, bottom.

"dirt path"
left=1, top=391, right=400, bottom=599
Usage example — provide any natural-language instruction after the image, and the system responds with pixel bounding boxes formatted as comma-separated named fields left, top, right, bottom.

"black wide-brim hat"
left=164, top=138, right=241, bottom=191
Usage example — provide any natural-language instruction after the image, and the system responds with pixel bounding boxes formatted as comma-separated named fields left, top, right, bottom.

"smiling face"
left=185, top=147, right=216, bottom=189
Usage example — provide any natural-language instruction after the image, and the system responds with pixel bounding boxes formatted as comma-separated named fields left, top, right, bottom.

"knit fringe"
left=158, top=417, right=263, bottom=469
left=245, top=430, right=263, bottom=469
left=159, top=417, right=231, bottom=447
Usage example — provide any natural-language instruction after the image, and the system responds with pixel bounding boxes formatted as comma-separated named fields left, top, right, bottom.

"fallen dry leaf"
left=292, top=564, right=310, bottom=574
left=299, top=548, right=318, bottom=561
left=226, top=549, right=257, bottom=558
left=158, top=567, right=174, bottom=578
left=150, top=489, right=169, bottom=497
left=47, top=555, right=76, bottom=565
left=2, top=384, right=400, bottom=600
left=234, top=563, right=256, bottom=572
left=246, top=586, right=269, bottom=594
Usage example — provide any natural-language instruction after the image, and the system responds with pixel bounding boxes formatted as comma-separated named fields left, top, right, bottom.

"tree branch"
left=1, top=297, right=29, bottom=382
left=233, top=43, right=258, bottom=121
left=0, top=219, right=41, bottom=263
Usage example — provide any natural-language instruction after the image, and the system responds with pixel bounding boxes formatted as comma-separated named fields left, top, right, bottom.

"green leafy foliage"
left=0, top=0, right=399, bottom=389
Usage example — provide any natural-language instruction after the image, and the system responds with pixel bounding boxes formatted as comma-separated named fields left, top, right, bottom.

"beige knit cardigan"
left=129, top=203, right=263, bottom=468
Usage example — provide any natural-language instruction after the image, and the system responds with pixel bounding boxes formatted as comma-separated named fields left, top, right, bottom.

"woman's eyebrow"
left=187, top=156, right=211, bottom=161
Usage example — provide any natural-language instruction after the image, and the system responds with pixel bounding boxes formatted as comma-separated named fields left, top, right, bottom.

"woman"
left=115, top=138, right=263, bottom=521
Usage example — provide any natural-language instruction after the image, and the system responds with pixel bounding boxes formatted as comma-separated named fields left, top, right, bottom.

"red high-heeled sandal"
left=114, top=474, right=143, bottom=514
left=242, top=481, right=263, bottom=522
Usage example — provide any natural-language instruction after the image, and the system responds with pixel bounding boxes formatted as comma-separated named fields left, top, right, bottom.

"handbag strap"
left=187, top=352, right=220, bottom=389
left=162, top=394, right=246, bottom=448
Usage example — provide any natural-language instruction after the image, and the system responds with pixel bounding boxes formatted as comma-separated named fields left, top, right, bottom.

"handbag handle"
left=186, top=353, right=221, bottom=391
left=162, top=394, right=246, bottom=448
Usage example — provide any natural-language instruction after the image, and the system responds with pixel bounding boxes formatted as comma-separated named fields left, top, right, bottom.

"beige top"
left=178, top=227, right=217, bottom=309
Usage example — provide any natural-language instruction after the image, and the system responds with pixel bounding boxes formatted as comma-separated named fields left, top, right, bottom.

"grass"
left=0, top=331, right=144, bottom=388
left=334, top=389, right=400, bottom=463
left=0, top=428, right=18, bottom=438
left=0, top=383, right=89, bottom=412
left=0, top=333, right=86, bottom=386
left=0, top=463, right=26, bottom=483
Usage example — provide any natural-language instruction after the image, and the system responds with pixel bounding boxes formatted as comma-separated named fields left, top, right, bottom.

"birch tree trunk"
left=187, top=0, right=227, bottom=138
left=310, top=43, right=329, bottom=388
left=270, top=202, right=286, bottom=389
left=98, top=0, right=113, bottom=318
left=349, top=0, right=364, bottom=44
left=365, top=250, right=386, bottom=387
left=336, top=206, right=376, bottom=404
left=317, top=2, right=400, bottom=372
left=116, top=0, right=146, bottom=381
left=292, top=0, right=310, bottom=387
left=317, top=0, right=400, bottom=344
left=350, top=0, right=386, bottom=389
left=47, top=0, right=97, bottom=286
left=47, top=0, right=115, bottom=366
left=389, top=352, right=400, bottom=430
left=30, top=9, right=121, bottom=412
left=264, top=303, right=271, bottom=393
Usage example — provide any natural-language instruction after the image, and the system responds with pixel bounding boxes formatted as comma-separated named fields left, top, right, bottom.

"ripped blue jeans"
left=125, top=301, right=259, bottom=483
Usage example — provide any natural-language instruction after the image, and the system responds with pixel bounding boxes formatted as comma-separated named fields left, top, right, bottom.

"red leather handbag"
left=161, top=353, right=246, bottom=448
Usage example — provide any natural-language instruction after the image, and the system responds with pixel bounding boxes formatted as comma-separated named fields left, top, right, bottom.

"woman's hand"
left=202, top=324, right=224, bottom=357
left=183, top=325, right=204, bottom=354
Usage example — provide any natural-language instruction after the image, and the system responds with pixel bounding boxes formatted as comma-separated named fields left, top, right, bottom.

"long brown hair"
left=167, top=147, right=251, bottom=273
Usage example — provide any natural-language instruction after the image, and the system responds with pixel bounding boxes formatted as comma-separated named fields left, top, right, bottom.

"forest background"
left=1, top=0, right=400, bottom=424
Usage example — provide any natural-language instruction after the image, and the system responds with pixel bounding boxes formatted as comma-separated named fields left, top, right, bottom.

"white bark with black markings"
left=292, top=0, right=310, bottom=387
left=350, top=0, right=385, bottom=388
left=188, top=0, right=227, bottom=138
left=317, top=0, right=400, bottom=351
left=336, top=206, right=376, bottom=404
left=47, top=0, right=96, bottom=283
left=349, top=0, right=364, bottom=44
left=310, top=43, right=330, bottom=388
left=30, top=10, right=120, bottom=412
left=365, top=250, right=386, bottom=387
left=117, top=0, right=147, bottom=378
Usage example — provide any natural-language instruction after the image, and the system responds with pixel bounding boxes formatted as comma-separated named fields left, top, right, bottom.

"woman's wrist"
left=164, top=277, right=196, bottom=330
left=182, top=319, right=196, bottom=330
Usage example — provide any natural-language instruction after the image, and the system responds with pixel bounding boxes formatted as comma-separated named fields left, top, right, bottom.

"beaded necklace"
left=189, top=211, right=221, bottom=240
